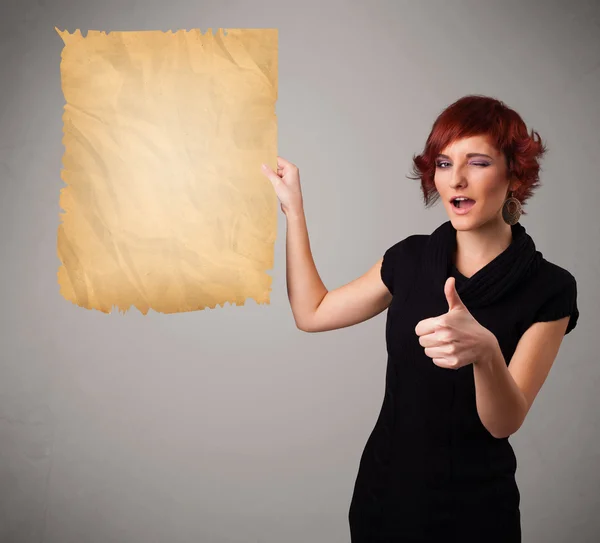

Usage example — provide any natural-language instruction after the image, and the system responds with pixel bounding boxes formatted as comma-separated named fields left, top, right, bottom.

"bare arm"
left=285, top=209, right=392, bottom=333
left=304, top=256, right=393, bottom=332
left=261, top=157, right=392, bottom=333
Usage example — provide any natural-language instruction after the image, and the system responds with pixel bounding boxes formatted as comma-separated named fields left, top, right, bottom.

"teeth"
left=453, top=197, right=473, bottom=208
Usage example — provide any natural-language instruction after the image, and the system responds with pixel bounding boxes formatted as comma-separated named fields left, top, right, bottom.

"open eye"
left=436, top=161, right=450, bottom=168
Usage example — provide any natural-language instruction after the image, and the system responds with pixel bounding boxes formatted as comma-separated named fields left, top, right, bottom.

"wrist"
left=284, top=207, right=305, bottom=220
left=476, top=331, right=499, bottom=367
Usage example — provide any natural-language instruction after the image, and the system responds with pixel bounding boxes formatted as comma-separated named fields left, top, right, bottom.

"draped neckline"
left=424, top=220, right=542, bottom=309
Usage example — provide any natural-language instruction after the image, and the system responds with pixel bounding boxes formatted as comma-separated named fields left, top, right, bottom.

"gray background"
left=1, top=0, right=599, bottom=541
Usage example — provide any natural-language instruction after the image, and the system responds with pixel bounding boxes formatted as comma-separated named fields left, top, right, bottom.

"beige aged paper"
left=55, top=28, right=278, bottom=315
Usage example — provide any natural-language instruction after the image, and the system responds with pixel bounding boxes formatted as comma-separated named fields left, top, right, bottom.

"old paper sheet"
left=55, top=28, right=278, bottom=315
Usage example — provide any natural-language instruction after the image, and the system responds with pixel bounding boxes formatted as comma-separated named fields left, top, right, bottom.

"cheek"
left=478, top=174, right=507, bottom=199
left=433, top=173, right=447, bottom=194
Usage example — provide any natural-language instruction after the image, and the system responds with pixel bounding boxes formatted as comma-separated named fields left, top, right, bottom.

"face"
left=434, top=134, right=518, bottom=228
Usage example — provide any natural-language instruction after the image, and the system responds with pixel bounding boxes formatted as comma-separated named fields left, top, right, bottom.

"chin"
left=448, top=214, right=480, bottom=231
left=450, top=221, right=473, bottom=232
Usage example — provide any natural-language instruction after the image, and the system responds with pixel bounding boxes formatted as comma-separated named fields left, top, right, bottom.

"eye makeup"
left=435, top=160, right=490, bottom=168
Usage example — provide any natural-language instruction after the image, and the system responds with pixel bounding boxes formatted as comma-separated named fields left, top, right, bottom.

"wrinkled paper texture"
left=55, top=28, right=278, bottom=315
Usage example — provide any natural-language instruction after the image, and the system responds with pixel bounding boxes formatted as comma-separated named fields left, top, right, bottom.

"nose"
left=449, top=164, right=467, bottom=189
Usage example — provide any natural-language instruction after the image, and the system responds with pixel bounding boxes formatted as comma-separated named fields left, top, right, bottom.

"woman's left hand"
left=415, top=277, right=496, bottom=370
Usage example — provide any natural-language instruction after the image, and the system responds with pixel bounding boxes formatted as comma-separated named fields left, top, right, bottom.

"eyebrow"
left=436, top=153, right=494, bottom=160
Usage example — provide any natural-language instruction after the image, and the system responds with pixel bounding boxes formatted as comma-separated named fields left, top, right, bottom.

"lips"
left=451, top=198, right=476, bottom=214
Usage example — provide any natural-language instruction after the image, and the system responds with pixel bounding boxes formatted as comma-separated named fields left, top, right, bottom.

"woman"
left=260, top=95, right=579, bottom=542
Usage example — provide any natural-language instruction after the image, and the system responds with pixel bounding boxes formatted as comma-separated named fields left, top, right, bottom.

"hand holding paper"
left=261, top=156, right=304, bottom=216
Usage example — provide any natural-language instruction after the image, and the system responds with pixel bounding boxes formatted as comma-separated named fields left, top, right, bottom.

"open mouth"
left=452, top=198, right=475, bottom=209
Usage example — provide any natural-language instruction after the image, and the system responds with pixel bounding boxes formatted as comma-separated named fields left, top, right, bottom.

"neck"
left=453, top=216, right=513, bottom=276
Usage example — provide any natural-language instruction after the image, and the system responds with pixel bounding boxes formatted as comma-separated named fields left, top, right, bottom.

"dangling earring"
left=502, top=191, right=522, bottom=225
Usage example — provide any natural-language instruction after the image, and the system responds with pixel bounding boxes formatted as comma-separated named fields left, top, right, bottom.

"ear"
left=509, top=179, right=522, bottom=193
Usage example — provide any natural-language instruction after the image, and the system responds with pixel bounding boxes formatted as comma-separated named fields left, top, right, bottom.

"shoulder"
left=383, top=233, right=428, bottom=261
left=535, top=257, right=578, bottom=294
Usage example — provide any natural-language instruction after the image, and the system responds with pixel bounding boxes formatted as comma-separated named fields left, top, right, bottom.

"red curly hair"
left=408, top=95, right=547, bottom=216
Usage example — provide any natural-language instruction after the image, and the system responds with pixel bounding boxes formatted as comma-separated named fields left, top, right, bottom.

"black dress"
left=348, top=220, right=579, bottom=542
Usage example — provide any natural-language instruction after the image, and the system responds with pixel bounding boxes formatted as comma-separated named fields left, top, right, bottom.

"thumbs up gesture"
left=414, top=277, right=495, bottom=370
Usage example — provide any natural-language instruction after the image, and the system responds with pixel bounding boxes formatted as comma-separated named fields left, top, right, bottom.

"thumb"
left=445, top=277, right=465, bottom=311
left=261, top=163, right=282, bottom=187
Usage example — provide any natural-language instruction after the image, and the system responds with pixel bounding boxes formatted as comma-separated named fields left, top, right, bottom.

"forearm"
left=284, top=208, right=327, bottom=330
left=473, top=335, right=528, bottom=439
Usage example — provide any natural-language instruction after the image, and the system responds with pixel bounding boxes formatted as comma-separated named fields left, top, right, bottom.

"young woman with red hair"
left=261, top=95, right=579, bottom=542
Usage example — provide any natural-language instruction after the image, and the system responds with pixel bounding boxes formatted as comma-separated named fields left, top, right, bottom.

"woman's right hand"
left=261, top=156, right=304, bottom=216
